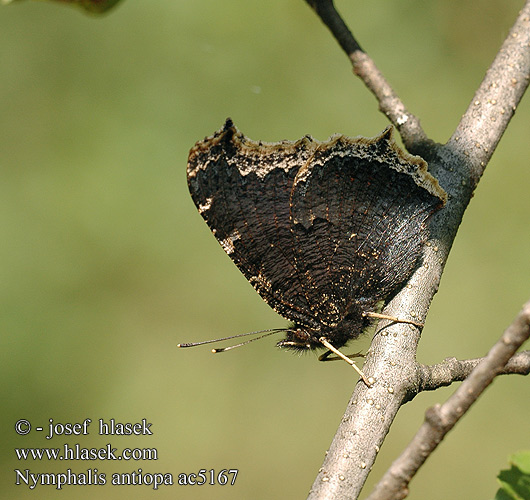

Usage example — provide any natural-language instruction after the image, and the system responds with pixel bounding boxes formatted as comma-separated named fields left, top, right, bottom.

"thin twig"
left=416, top=351, right=530, bottom=393
left=304, top=0, right=428, bottom=151
left=366, top=300, right=530, bottom=500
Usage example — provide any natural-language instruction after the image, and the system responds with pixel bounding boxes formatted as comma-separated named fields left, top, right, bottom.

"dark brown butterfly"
left=182, top=119, right=446, bottom=382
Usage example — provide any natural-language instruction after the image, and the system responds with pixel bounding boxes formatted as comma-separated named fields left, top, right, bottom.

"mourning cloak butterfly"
left=184, top=119, right=446, bottom=369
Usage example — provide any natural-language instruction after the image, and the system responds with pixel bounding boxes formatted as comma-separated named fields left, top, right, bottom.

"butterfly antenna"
left=177, top=328, right=285, bottom=350
left=212, top=330, right=282, bottom=353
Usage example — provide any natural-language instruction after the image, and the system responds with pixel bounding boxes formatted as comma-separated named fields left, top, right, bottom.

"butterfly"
left=182, top=119, right=446, bottom=380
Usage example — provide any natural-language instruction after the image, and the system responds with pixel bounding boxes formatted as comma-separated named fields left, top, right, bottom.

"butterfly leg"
left=318, top=350, right=365, bottom=362
left=319, top=337, right=372, bottom=386
left=363, top=311, right=424, bottom=327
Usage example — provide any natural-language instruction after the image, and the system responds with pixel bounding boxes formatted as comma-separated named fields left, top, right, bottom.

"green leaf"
left=494, top=452, right=530, bottom=500
left=512, top=452, right=530, bottom=476
left=2, top=0, right=124, bottom=15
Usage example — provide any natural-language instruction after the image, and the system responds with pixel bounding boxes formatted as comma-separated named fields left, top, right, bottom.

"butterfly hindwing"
left=288, top=130, right=443, bottom=323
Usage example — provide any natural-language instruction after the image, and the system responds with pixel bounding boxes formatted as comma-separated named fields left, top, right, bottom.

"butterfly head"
left=276, top=310, right=373, bottom=352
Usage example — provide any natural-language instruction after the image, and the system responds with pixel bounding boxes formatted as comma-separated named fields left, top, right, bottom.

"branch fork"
left=304, top=1, right=530, bottom=498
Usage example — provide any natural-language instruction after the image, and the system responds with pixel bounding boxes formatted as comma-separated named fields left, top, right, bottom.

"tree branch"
left=304, top=0, right=429, bottom=152
left=305, top=1, right=530, bottom=499
left=366, top=300, right=530, bottom=500
left=417, top=351, right=530, bottom=393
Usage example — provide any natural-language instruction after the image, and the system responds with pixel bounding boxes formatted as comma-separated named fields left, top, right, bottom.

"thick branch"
left=366, top=300, right=530, bottom=500
left=304, top=0, right=428, bottom=151
left=306, top=256, right=442, bottom=500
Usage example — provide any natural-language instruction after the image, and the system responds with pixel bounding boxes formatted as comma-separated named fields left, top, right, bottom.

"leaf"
left=512, top=452, right=530, bottom=476
left=494, top=451, right=530, bottom=500
left=1, top=0, right=124, bottom=14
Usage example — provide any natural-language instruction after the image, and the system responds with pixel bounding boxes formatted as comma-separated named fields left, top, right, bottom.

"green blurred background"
left=1, top=1, right=529, bottom=498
